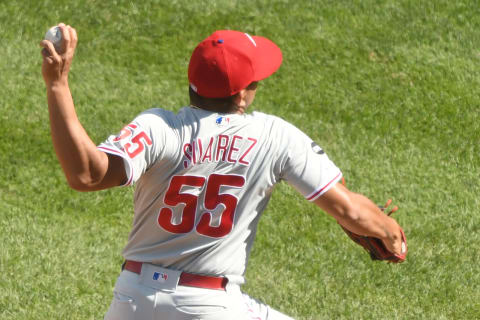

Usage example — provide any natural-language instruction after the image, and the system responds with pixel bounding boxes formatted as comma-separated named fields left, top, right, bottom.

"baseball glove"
left=340, top=200, right=407, bottom=263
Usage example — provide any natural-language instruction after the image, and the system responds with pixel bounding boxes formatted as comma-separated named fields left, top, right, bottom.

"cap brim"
left=251, top=35, right=283, bottom=81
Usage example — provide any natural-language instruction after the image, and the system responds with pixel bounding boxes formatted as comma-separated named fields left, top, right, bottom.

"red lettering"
left=183, top=143, right=193, bottom=161
left=125, top=131, right=153, bottom=158
left=202, top=137, right=214, bottom=163
left=184, top=135, right=256, bottom=167
left=158, top=175, right=206, bottom=234
left=197, top=174, right=245, bottom=237
left=197, top=138, right=203, bottom=163
left=192, top=140, right=197, bottom=164
left=113, top=123, right=137, bottom=142
left=158, top=174, right=245, bottom=238
left=227, top=135, right=242, bottom=163
left=215, top=135, right=229, bottom=162
left=239, top=138, right=257, bottom=165
left=183, top=143, right=193, bottom=166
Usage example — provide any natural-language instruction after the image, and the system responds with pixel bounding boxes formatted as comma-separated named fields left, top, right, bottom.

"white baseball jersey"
left=98, top=107, right=342, bottom=282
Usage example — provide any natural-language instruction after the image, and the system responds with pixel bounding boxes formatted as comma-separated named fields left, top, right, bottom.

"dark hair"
left=189, top=86, right=238, bottom=113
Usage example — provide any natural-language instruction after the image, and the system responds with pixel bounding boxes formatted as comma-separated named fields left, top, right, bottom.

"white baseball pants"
left=104, top=263, right=294, bottom=320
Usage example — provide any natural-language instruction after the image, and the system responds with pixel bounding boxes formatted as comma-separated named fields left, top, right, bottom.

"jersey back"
left=98, top=107, right=341, bottom=280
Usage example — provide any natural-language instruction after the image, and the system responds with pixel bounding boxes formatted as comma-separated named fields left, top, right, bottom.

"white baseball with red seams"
left=99, top=106, right=342, bottom=319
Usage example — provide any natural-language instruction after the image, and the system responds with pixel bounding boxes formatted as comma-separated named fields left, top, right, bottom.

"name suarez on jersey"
left=183, top=135, right=257, bottom=168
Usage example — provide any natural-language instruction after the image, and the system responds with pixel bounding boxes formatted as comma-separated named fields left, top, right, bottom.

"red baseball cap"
left=188, top=30, right=283, bottom=98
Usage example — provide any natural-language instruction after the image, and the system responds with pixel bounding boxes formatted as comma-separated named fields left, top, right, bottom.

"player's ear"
left=233, top=89, right=247, bottom=107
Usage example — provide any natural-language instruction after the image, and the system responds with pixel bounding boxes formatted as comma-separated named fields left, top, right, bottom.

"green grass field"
left=1, top=0, right=479, bottom=319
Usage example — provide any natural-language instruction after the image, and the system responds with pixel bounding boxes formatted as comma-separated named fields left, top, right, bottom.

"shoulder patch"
left=311, top=142, right=325, bottom=155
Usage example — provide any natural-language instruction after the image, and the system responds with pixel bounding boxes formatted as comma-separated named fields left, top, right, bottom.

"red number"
left=113, top=124, right=137, bottom=142
left=125, top=131, right=153, bottom=158
left=157, top=174, right=245, bottom=238
left=158, top=176, right=206, bottom=234
left=197, top=174, right=245, bottom=237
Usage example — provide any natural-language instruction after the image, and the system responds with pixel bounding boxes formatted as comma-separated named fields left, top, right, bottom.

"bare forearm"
left=315, top=184, right=400, bottom=240
left=315, top=183, right=404, bottom=255
left=337, top=191, right=397, bottom=239
left=47, top=83, right=108, bottom=189
left=41, top=24, right=126, bottom=191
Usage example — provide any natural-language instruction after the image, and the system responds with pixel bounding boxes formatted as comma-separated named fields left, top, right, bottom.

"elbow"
left=67, top=180, right=92, bottom=192
left=65, top=173, right=102, bottom=192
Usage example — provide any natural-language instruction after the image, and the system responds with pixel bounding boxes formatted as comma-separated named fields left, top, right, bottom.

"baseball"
left=44, top=26, right=63, bottom=53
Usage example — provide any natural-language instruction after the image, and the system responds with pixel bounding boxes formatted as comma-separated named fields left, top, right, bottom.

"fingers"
left=389, top=227, right=407, bottom=257
left=41, top=47, right=54, bottom=64
left=40, top=39, right=61, bottom=63
left=383, top=221, right=404, bottom=255
left=41, top=23, right=77, bottom=85
left=383, top=199, right=392, bottom=208
left=57, top=23, right=78, bottom=53
left=70, top=26, right=78, bottom=48
left=380, top=199, right=399, bottom=216
left=58, top=23, right=70, bottom=53
left=387, top=205, right=399, bottom=216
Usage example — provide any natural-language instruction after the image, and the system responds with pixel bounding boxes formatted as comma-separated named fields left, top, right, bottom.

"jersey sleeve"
left=97, top=109, right=175, bottom=186
left=278, top=119, right=342, bottom=201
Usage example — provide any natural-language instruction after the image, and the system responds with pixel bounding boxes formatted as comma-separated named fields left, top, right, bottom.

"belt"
left=123, top=260, right=228, bottom=291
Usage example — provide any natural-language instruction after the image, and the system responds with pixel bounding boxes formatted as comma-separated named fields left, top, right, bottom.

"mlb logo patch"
left=215, top=116, right=230, bottom=126
left=153, top=272, right=168, bottom=282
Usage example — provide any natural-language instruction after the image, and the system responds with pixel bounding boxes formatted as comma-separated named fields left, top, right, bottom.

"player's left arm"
left=313, top=182, right=404, bottom=256
left=40, top=23, right=126, bottom=191
left=275, top=118, right=405, bottom=256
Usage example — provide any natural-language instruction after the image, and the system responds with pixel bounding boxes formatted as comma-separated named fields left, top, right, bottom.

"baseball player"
left=40, top=24, right=406, bottom=320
